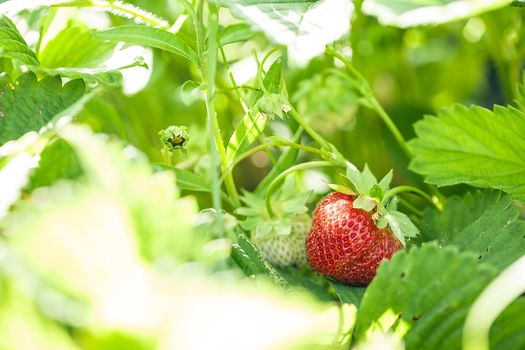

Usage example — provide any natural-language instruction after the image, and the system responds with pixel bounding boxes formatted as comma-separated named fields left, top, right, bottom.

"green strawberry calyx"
left=235, top=180, right=311, bottom=241
left=328, top=162, right=421, bottom=246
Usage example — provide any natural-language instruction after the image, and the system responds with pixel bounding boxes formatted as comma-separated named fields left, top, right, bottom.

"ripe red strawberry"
left=306, top=192, right=402, bottom=285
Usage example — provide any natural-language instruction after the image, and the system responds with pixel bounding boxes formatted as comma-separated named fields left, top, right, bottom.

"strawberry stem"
left=326, top=46, right=411, bottom=158
left=398, top=197, right=424, bottom=217
left=288, top=108, right=332, bottom=150
left=383, top=186, right=442, bottom=211
left=219, top=139, right=330, bottom=184
left=265, top=161, right=335, bottom=218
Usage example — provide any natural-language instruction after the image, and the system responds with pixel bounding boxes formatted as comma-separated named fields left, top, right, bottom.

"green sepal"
left=353, top=196, right=377, bottom=212
left=256, top=92, right=291, bottom=120
left=346, top=163, right=379, bottom=195
left=158, top=125, right=189, bottom=151
left=384, top=210, right=420, bottom=246
left=328, top=184, right=355, bottom=195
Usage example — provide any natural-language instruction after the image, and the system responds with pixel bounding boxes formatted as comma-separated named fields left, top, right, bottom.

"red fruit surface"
left=306, top=192, right=402, bottom=286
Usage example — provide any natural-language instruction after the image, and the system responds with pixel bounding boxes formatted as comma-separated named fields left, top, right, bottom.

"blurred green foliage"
left=0, top=0, right=524, bottom=349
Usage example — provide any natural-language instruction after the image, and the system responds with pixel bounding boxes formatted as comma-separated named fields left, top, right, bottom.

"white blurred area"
left=106, top=44, right=154, bottom=95
left=0, top=125, right=351, bottom=349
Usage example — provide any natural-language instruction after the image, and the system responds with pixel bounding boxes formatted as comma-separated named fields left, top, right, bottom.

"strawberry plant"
left=0, top=0, right=525, bottom=349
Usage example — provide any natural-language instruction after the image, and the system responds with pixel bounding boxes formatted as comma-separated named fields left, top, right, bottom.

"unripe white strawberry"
left=235, top=187, right=312, bottom=268
left=254, top=213, right=310, bottom=267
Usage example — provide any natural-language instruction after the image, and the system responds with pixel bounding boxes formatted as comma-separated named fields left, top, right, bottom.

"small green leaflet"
left=172, top=168, right=211, bottom=193
left=362, top=0, right=512, bottom=27
left=38, top=20, right=115, bottom=68
left=354, top=244, right=497, bottom=349
left=408, top=104, right=525, bottom=202
left=0, top=73, right=86, bottom=146
left=0, top=15, right=39, bottom=65
left=219, top=23, right=254, bottom=46
left=225, top=112, right=268, bottom=164
left=94, top=25, right=199, bottom=67
left=30, top=66, right=123, bottom=86
left=329, top=281, right=366, bottom=307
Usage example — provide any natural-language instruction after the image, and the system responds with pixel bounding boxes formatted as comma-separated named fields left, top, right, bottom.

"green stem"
left=383, top=185, right=442, bottom=211
left=369, top=99, right=412, bottom=158
left=200, top=3, right=224, bottom=236
left=288, top=108, right=331, bottom=150
left=196, top=1, right=240, bottom=208
left=194, top=0, right=206, bottom=68
left=327, top=46, right=446, bottom=206
left=398, top=197, right=423, bottom=217
left=265, top=161, right=334, bottom=217
left=326, top=46, right=411, bottom=158
left=220, top=139, right=329, bottom=184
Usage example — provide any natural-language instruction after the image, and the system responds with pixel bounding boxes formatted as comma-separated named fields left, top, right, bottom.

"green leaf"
left=418, top=191, right=501, bottom=244
left=408, top=104, right=525, bottom=201
left=226, top=111, right=268, bottom=164
left=490, top=298, right=525, bottom=350
left=231, top=232, right=288, bottom=287
left=219, top=23, right=254, bottom=46
left=172, top=168, right=211, bottom=193
left=279, top=268, right=335, bottom=302
left=420, top=191, right=525, bottom=272
left=354, top=244, right=496, bottom=349
left=261, top=56, right=283, bottom=94
left=94, top=25, right=199, bottom=67
left=0, top=148, right=40, bottom=220
left=0, top=15, right=39, bottom=65
left=27, top=139, right=82, bottom=191
left=232, top=230, right=334, bottom=301
left=449, top=200, right=524, bottom=272
left=329, top=281, right=366, bottom=307
left=219, top=0, right=353, bottom=64
left=225, top=57, right=282, bottom=163
left=38, top=20, right=115, bottom=68
left=0, top=72, right=86, bottom=146
left=57, top=124, right=200, bottom=262
left=512, top=0, right=525, bottom=6
left=384, top=210, right=420, bottom=246
left=30, top=65, right=123, bottom=86
left=362, top=0, right=512, bottom=27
